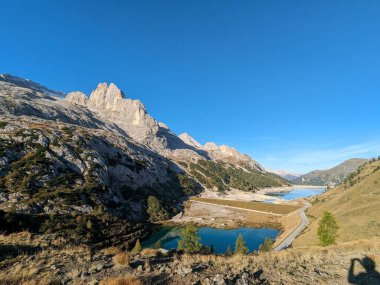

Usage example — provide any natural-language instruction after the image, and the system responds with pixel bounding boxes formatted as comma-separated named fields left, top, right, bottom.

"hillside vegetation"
left=184, top=160, right=289, bottom=192
left=294, top=158, right=380, bottom=247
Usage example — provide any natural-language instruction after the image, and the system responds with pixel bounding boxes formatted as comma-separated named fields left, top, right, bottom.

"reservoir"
left=267, top=187, right=325, bottom=200
left=144, top=226, right=279, bottom=254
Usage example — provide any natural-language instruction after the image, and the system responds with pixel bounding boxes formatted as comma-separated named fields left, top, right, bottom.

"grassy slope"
left=294, top=159, right=380, bottom=247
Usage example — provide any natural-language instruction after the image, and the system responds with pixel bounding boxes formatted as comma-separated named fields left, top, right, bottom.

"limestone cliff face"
left=65, top=91, right=88, bottom=106
left=66, top=83, right=200, bottom=158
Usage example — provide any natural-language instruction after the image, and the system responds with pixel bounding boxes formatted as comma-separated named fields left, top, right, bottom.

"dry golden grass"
left=191, top=197, right=300, bottom=214
left=113, top=252, right=130, bottom=266
left=177, top=239, right=380, bottom=274
left=141, top=248, right=160, bottom=257
left=100, top=276, right=142, bottom=285
left=102, top=246, right=122, bottom=255
left=294, top=160, right=380, bottom=247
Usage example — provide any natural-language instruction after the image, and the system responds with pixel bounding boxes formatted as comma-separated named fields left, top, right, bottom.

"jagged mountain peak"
left=178, top=132, right=202, bottom=148
left=90, top=82, right=125, bottom=102
left=204, top=142, right=219, bottom=150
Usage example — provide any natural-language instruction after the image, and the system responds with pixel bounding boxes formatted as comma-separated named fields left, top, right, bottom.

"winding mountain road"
left=273, top=201, right=311, bottom=251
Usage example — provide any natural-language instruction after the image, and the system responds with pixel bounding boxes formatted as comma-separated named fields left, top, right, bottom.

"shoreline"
left=257, top=185, right=326, bottom=195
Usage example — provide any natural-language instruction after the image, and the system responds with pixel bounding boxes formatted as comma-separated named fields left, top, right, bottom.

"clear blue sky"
left=1, top=0, right=380, bottom=173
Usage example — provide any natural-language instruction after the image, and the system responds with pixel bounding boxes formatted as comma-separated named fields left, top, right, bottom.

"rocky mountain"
left=178, top=133, right=264, bottom=171
left=292, top=158, right=369, bottom=186
left=66, top=83, right=207, bottom=161
left=269, top=169, right=302, bottom=180
left=0, top=74, right=288, bottom=245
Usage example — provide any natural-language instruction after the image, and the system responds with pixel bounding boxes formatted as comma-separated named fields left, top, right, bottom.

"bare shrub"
left=113, top=252, right=130, bottom=266
left=102, top=246, right=122, bottom=255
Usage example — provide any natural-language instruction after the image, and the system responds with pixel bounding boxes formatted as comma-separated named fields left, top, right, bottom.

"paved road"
left=273, top=201, right=311, bottom=251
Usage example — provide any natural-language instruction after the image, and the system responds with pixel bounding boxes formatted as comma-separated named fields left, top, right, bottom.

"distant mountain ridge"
left=291, top=158, right=369, bottom=186
left=269, top=169, right=302, bottom=180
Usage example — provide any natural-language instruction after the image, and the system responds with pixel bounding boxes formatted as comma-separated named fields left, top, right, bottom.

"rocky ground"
left=1, top=232, right=380, bottom=285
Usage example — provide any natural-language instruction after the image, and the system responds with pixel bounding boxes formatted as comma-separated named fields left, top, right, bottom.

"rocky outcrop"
left=178, top=133, right=202, bottom=148
left=65, top=91, right=88, bottom=106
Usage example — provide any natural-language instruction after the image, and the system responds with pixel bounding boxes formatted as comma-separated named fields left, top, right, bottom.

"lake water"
left=143, top=226, right=279, bottom=254
left=267, top=187, right=326, bottom=200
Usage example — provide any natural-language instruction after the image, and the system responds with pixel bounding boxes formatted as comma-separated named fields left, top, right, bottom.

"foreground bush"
left=113, top=252, right=130, bottom=266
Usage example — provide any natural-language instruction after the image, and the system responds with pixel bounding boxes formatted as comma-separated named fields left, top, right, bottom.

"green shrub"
left=259, top=238, right=274, bottom=252
left=318, top=211, right=339, bottom=246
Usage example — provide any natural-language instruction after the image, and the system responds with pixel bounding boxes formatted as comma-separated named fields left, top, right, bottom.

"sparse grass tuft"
left=102, top=246, right=122, bottom=255
left=141, top=248, right=160, bottom=257
left=100, top=276, right=142, bottom=285
left=113, top=252, right=130, bottom=266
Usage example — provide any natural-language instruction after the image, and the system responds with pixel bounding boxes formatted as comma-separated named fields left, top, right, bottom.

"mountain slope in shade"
left=294, top=158, right=380, bottom=247
left=292, top=158, right=369, bottom=186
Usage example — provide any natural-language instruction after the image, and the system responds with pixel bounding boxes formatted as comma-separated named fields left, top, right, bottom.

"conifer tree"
left=226, top=245, right=233, bottom=256
left=235, top=234, right=249, bottom=255
left=318, top=211, right=339, bottom=246
left=177, top=223, right=202, bottom=253
left=132, top=239, right=142, bottom=253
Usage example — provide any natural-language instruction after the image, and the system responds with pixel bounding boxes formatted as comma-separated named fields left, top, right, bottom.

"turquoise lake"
left=267, top=187, right=325, bottom=200
left=143, top=227, right=279, bottom=254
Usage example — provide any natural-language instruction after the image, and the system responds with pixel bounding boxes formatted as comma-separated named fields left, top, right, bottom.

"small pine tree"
left=177, top=223, right=203, bottom=253
left=259, top=238, right=274, bottom=252
left=317, top=211, right=339, bottom=246
left=131, top=239, right=142, bottom=253
left=225, top=245, right=233, bottom=256
left=209, top=244, right=215, bottom=254
left=235, top=234, right=249, bottom=255
left=154, top=240, right=163, bottom=249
